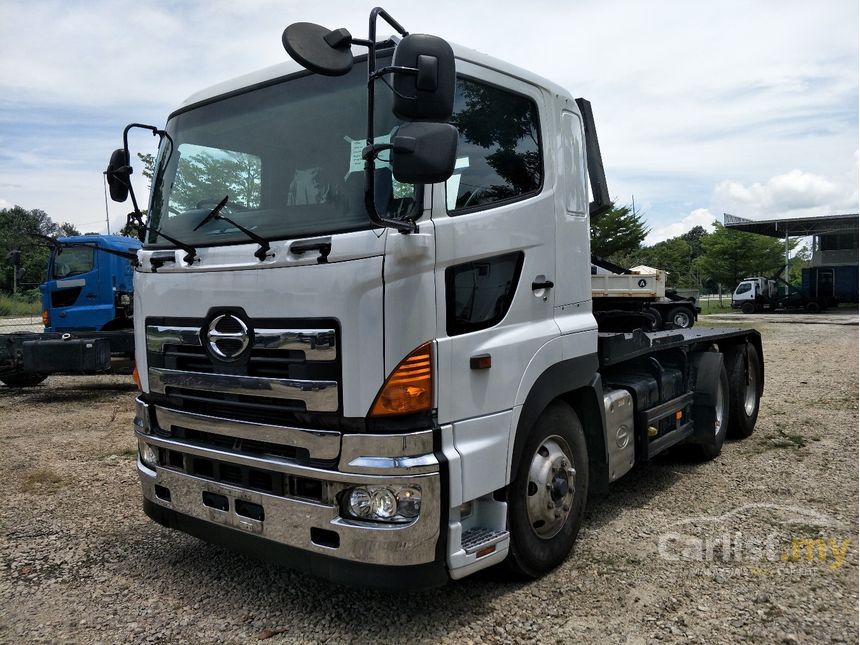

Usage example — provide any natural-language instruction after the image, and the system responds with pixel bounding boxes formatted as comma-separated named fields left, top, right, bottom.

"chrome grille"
left=145, top=316, right=341, bottom=416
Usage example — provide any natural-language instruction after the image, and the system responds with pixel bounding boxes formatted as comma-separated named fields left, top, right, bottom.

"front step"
left=461, top=527, right=509, bottom=555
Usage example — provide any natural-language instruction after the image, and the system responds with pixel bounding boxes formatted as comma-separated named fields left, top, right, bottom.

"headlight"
left=343, top=485, right=421, bottom=523
left=138, top=439, right=158, bottom=469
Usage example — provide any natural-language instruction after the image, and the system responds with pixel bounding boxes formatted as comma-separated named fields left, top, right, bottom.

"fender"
left=509, top=353, right=608, bottom=491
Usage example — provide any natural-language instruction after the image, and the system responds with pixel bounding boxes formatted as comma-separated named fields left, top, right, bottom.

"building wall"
left=803, top=266, right=859, bottom=302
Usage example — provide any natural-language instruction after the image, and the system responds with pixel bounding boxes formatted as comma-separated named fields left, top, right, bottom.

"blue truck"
left=0, top=234, right=141, bottom=387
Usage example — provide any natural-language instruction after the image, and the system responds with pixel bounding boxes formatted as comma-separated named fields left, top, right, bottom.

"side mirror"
left=282, top=22, right=354, bottom=76
left=390, top=122, right=458, bottom=184
left=392, top=34, right=455, bottom=121
left=106, top=148, right=131, bottom=203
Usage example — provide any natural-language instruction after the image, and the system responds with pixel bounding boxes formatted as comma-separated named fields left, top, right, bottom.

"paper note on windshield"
left=345, top=132, right=394, bottom=180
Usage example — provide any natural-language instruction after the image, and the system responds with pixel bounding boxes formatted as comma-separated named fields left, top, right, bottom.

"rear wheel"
left=666, top=306, right=694, bottom=329
left=689, top=360, right=730, bottom=461
left=0, top=372, right=48, bottom=388
left=507, top=401, right=588, bottom=578
left=643, top=307, right=663, bottom=331
left=725, top=343, right=762, bottom=438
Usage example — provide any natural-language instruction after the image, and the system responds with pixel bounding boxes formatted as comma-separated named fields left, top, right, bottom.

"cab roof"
left=177, top=40, right=574, bottom=113
left=58, top=234, right=142, bottom=251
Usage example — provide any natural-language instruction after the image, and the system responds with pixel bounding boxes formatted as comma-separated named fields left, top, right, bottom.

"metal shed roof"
left=723, top=213, right=859, bottom=238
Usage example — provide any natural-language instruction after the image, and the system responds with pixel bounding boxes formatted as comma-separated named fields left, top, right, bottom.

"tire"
left=643, top=307, right=663, bottom=331
left=724, top=343, right=762, bottom=439
left=740, top=302, right=756, bottom=315
left=805, top=301, right=821, bottom=314
left=689, top=360, right=730, bottom=461
left=666, top=306, right=694, bottom=329
left=507, top=401, right=589, bottom=578
left=0, top=372, right=48, bottom=388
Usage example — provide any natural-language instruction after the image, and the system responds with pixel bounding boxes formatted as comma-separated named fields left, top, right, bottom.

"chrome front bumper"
left=135, top=398, right=441, bottom=568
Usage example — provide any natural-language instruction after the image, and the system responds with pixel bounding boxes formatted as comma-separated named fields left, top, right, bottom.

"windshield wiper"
left=193, top=195, right=272, bottom=261
left=144, top=226, right=197, bottom=265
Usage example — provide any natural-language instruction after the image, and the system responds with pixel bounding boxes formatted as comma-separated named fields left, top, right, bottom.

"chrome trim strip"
left=145, top=324, right=337, bottom=360
left=148, top=367, right=339, bottom=412
left=154, top=404, right=341, bottom=461
left=146, top=325, right=201, bottom=353
left=346, top=454, right=438, bottom=474
left=254, top=328, right=336, bottom=361
left=339, top=430, right=438, bottom=474
left=136, top=429, right=431, bottom=484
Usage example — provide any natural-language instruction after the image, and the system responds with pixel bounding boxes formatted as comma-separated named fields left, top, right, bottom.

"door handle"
left=532, top=280, right=554, bottom=290
left=85, top=293, right=97, bottom=300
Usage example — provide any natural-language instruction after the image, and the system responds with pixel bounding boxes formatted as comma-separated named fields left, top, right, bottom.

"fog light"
left=370, top=488, right=398, bottom=519
left=138, top=439, right=158, bottom=469
left=348, top=488, right=372, bottom=518
left=342, top=485, right=422, bottom=523
left=396, top=487, right=421, bottom=518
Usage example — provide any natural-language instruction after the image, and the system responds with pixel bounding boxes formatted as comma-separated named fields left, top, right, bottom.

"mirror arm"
left=119, top=123, right=174, bottom=222
left=362, top=8, right=417, bottom=234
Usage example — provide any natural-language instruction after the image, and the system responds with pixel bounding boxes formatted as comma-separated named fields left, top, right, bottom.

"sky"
left=0, top=0, right=857, bottom=244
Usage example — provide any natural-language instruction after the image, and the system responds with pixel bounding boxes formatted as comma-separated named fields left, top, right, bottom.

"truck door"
left=45, top=245, right=108, bottom=331
left=433, top=64, right=557, bottom=426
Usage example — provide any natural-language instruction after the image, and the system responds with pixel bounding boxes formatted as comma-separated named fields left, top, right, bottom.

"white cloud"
left=714, top=169, right=856, bottom=218
left=645, top=208, right=717, bottom=245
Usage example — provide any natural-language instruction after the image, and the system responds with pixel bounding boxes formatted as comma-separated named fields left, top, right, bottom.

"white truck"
left=591, top=260, right=699, bottom=329
left=108, top=8, right=764, bottom=589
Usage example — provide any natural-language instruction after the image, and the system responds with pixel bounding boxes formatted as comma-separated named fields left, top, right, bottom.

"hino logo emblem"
left=206, top=314, right=250, bottom=360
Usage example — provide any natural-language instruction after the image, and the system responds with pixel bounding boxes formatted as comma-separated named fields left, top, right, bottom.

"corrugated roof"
left=723, top=213, right=859, bottom=238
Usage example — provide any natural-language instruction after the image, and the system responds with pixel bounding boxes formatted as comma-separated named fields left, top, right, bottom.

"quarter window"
left=446, top=78, right=542, bottom=213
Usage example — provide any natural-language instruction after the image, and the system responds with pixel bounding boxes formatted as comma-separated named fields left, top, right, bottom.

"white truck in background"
left=107, top=8, right=764, bottom=589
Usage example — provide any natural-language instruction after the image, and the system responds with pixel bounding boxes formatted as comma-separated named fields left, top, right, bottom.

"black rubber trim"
left=509, top=353, right=601, bottom=482
left=143, top=498, right=448, bottom=591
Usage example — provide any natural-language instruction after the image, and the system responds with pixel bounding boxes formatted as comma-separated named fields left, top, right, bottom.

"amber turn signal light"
left=370, top=342, right=433, bottom=417
left=41, top=309, right=49, bottom=327
left=132, top=364, right=141, bottom=390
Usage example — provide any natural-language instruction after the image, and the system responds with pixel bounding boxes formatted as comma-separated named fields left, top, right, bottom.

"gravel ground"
left=1, top=320, right=857, bottom=643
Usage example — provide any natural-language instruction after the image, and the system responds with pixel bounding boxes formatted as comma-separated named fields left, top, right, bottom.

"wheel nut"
left=563, top=504, right=570, bottom=512
left=546, top=501, right=554, bottom=509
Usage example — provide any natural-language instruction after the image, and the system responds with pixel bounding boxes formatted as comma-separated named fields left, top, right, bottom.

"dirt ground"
left=1, top=319, right=857, bottom=643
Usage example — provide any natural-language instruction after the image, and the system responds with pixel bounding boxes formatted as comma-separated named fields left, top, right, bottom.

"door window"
left=52, top=246, right=94, bottom=279
left=446, top=78, right=542, bottom=213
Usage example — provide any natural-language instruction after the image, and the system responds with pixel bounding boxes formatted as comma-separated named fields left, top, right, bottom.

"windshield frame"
left=146, top=50, right=423, bottom=250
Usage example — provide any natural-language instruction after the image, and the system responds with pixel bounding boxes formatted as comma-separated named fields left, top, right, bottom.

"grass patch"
left=20, top=468, right=64, bottom=493
left=0, top=291, right=41, bottom=317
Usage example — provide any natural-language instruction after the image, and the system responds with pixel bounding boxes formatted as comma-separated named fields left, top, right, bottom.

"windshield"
left=52, top=246, right=94, bottom=279
left=148, top=57, right=419, bottom=247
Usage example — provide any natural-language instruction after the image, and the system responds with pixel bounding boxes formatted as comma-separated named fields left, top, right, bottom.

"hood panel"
left=134, top=252, right=384, bottom=418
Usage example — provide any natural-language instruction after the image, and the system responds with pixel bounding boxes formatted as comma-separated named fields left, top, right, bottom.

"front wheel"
left=740, top=302, right=756, bottom=314
left=507, top=401, right=589, bottom=578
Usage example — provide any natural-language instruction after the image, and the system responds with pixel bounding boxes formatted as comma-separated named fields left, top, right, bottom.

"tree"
left=590, top=204, right=649, bottom=258
left=0, top=206, right=59, bottom=292
left=696, top=223, right=789, bottom=290
left=58, top=222, right=81, bottom=236
left=643, top=237, right=694, bottom=288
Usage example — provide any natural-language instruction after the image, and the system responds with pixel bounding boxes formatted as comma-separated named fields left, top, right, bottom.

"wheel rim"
left=714, top=379, right=725, bottom=436
left=674, top=312, right=690, bottom=327
left=744, top=359, right=758, bottom=416
left=525, top=435, right=575, bottom=539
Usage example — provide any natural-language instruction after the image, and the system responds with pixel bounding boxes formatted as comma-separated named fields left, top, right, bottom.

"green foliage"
left=0, top=292, right=41, bottom=316
left=696, top=223, right=790, bottom=288
left=641, top=237, right=695, bottom=288
left=590, top=205, right=649, bottom=258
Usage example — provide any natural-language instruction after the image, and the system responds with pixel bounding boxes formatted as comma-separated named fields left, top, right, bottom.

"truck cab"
left=41, top=235, right=140, bottom=332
